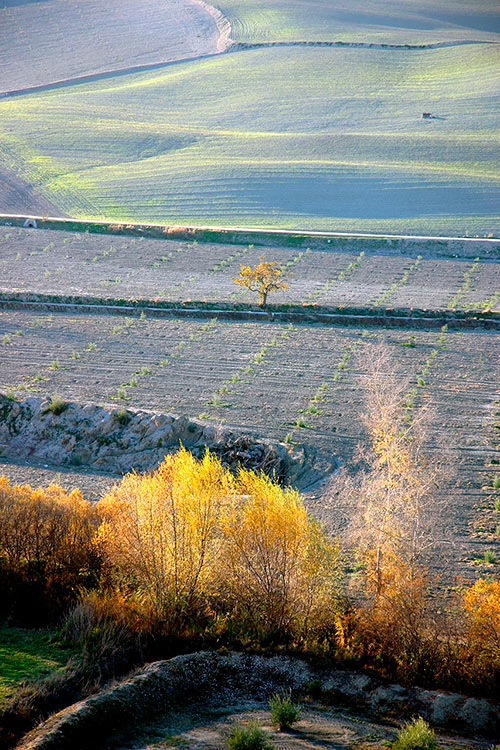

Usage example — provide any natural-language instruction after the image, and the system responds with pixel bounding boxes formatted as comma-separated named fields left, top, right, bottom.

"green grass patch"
left=0, top=627, right=73, bottom=707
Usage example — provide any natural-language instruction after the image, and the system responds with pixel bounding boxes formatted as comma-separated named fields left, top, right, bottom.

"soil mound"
left=0, top=395, right=305, bottom=482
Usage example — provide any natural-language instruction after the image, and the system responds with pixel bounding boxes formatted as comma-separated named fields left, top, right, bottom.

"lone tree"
left=232, top=256, right=288, bottom=308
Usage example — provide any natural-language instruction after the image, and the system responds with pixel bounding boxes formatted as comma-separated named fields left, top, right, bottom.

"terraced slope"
left=0, top=227, right=499, bottom=313
left=1, top=307, right=499, bottom=582
left=0, top=0, right=225, bottom=93
left=1, top=43, right=499, bottom=234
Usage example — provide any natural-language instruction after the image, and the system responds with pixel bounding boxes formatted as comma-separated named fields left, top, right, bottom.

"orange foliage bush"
left=220, top=469, right=340, bottom=641
left=97, top=448, right=341, bottom=640
left=462, top=578, right=500, bottom=687
left=0, top=477, right=101, bottom=624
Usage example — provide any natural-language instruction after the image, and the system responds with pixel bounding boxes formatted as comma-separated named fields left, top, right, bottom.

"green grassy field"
left=0, top=43, right=498, bottom=235
left=217, top=0, right=500, bottom=44
left=0, top=628, right=72, bottom=706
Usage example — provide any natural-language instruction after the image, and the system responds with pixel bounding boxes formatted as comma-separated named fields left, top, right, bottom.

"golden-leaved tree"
left=221, top=469, right=341, bottom=640
left=330, top=346, right=448, bottom=683
left=97, top=448, right=235, bottom=626
left=345, top=345, right=444, bottom=599
left=232, top=256, right=288, bottom=307
left=97, top=448, right=341, bottom=639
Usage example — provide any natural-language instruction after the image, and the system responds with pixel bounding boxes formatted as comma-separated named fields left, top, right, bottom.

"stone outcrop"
left=0, top=395, right=304, bottom=481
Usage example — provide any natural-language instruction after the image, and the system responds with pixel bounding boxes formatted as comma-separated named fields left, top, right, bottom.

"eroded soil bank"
left=0, top=395, right=309, bottom=484
left=18, top=652, right=499, bottom=750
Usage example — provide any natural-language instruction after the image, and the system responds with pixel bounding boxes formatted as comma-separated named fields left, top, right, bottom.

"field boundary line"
left=1, top=38, right=497, bottom=98
left=0, top=295, right=498, bottom=330
left=1, top=213, right=499, bottom=245
left=231, top=39, right=499, bottom=53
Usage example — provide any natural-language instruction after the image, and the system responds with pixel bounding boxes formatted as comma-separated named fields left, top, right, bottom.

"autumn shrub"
left=61, top=590, right=143, bottom=679
left=97, top=448, right=235, bottom=631
left=351, top=568, right=457, bottom=687
left=0, top=477, right=101, bottom=625
left=462, top=578, right=500, bottom=689
left=96, top=449, right=341, bottom=644
left=220, top=469, right=341, bottom=644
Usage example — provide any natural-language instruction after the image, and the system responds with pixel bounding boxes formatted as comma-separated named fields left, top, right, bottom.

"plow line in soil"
left=0, top=295, right=498, bottom=330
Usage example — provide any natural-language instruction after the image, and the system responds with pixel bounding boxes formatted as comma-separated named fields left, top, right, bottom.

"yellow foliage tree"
left=221, top=469, right=341, bottom=639
left=463, top=578, right=500, bottom=679
left=232, top=256, right=288, bottom=307
left=0, top=476, right=100, bottom=622
left=97, top=448, right=340, bottom=640
left=97, top=447, right=234, bottom=626
left=344, top=346, right=443, bottom=600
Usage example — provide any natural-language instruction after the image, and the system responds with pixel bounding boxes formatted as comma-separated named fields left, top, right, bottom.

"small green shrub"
left=493, top=476, right=500, bottom=490
left=113, top=408, right=131, bottom=426
left=494, top=498, right=500, bottom=512
left=483, top=549, right=498, bottom=564
left=226, top=722, right=274, bottom=750
left=44, top=395, right=68, bottom=416
left=49, top=359, right=60, bottom=370
left=392, top=717, right=436, bottom=750
left=269, top=689, right=301, bottom=731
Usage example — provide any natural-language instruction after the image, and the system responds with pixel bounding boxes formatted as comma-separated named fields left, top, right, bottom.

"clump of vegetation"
left=43, top=394, right=68, bottom=415
left=0, top=477, right=100, bottom=624
left=97, top=448, right=341, bottom=639
left=392, top=717, right=436, bottom=750
left=482, top=549, right=498, bottom=564
left=269, top=690, right=301, bottom=731
left=226, top=722, right=274, bottom=750
left=232, top=257, right=288, bottom=308
left=113, top=408, right=131, bottom=426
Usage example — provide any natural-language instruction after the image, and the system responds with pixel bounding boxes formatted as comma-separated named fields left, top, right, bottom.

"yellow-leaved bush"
left=0, top=476, right=101, bottom=623
left=96, top=448, right=341, bottom=639
left=463, top=578, right=500, bottom=684
left=220, top=469, right=340, bottom=639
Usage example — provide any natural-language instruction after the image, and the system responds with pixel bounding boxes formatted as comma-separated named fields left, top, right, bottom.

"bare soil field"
left=0, top=0, right=225, bottom=93
left=0, top=167, right=64, bottom=217
left=114, top=701, right=490, bottom=750
left=0, top=307, right=498, bottom=584
left=0, top=227, right=498, bottom=314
